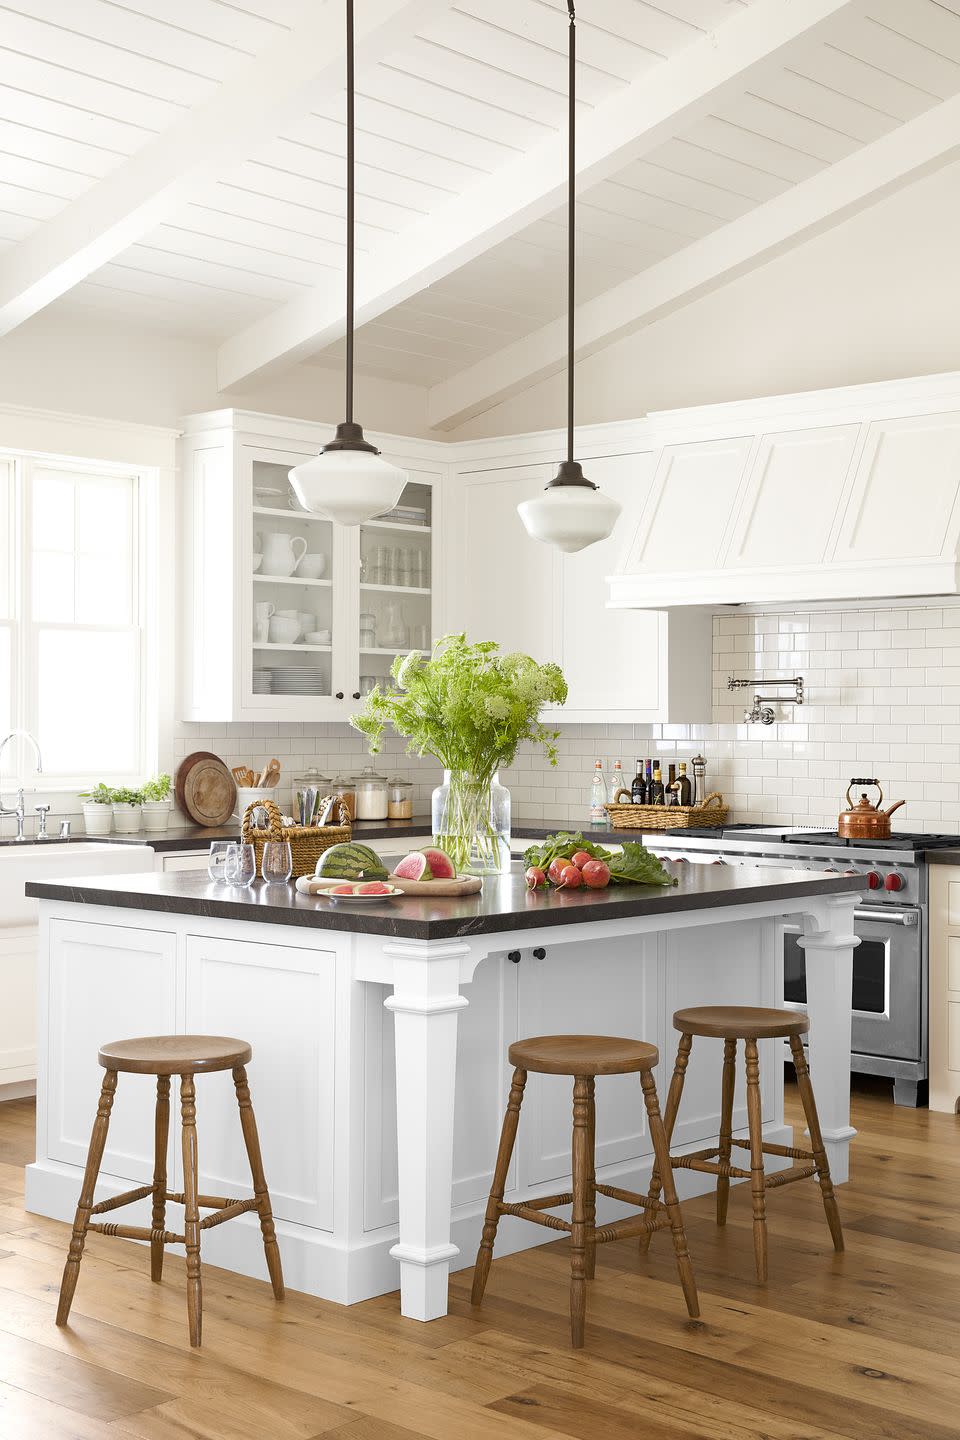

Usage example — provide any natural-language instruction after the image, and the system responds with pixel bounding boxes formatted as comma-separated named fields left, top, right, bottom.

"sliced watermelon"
left=331, top=884, right=357, bottom=896
left=418, top=846, right=456, bottom=880
left=392, top=851, right=432, bottom=881
left=357, top=881, right=393, bottom=895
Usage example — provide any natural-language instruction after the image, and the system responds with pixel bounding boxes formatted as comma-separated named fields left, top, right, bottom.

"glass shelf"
left=253, top=574, right=332, bottom=588
left=364, top=520, right=432, bottom=535
left=360, top=583, right=430, bottom=596
left=254, top=642, right=332, bottom=653
left=252, top=506, right=328, bottom=520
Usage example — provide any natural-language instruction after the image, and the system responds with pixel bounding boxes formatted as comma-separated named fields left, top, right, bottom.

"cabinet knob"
left=335, top=691, right=344, bottom=700
left=532, top=947, right=546, bottom=960
left=508, top=950, right=521, bottom=964
left=352, top=691, right=361, bottom=700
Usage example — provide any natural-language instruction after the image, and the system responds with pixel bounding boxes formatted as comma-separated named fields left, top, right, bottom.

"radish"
left=525, top=866, right=547, bottom=889
left=548, top=856, right=570, bottom=886
left=580, top=860, right=611, bottom=889
left=557, top=863, right=582, bottom=888
left=571, top=850, right=593, bottom=870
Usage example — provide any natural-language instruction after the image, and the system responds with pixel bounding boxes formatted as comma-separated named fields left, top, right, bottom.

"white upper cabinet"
left=623, top=436, right=752, bottom=576
left=833, top=412, right=960, bottom=562
left=179, top=411, right=445, bottom=723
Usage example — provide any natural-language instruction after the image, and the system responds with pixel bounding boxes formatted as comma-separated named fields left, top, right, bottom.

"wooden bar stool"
left=639, top=1006, right=843, bottom=1282
left=56, top=1035, right=284, bottom=1347
left=471, top=1034, right=699, bottom=1347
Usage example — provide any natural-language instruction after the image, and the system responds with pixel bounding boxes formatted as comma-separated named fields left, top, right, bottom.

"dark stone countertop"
left=25, top=863, right=866, bottom=943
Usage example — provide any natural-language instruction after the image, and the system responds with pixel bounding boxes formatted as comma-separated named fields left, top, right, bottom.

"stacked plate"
left=253, top=668, right=272, bottom=694
left=269, top=667, right=328, bottom=695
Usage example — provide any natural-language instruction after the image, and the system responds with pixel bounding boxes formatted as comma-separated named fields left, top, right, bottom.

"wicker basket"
left=604, top=791, right=727, bottom=832
left=241, top=798, right=351, bottom=879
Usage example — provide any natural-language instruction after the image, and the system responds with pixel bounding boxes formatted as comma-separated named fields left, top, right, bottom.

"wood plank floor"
left=0, top=1081, right=958, bottom=1439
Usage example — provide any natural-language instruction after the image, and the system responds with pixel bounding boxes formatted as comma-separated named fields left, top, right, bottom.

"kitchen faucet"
left=0, top=730, right=44, bottom=842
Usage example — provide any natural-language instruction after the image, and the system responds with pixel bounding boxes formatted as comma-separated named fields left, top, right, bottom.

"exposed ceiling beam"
left=0, top=0, right=447, bottom=338
left=427, top=91, right=960, bottom=430
left=217, top=0, right=861, bottom=390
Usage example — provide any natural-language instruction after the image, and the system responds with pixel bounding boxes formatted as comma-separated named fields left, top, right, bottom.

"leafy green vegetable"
left=79, top=782, right=114, bottom=805
left=522, top=832, right=676, bottom=887
left=141, top=773, right=171, bottom=802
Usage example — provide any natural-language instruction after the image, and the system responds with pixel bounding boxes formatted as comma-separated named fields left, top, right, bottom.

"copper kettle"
left=838, top=779, right=905, bottom=839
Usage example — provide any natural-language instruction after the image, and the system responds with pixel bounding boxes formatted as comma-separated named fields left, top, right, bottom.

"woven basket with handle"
left=604, top=790, right=727, bottom=832
left=241, top=798, right=351, bottom=879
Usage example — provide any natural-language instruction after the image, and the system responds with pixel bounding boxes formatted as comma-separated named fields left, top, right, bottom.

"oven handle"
left=856, top=907, right=918, bottom=926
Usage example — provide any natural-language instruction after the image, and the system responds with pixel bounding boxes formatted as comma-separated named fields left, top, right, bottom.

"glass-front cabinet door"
left=357, top=478, right=434, bottom=698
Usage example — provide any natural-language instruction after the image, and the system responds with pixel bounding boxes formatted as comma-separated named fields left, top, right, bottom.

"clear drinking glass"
left=207, top=841, right=232, bottom=882
left=224, top=842, right=256, bottom=887
left=261, top=840, right=293, bottom=884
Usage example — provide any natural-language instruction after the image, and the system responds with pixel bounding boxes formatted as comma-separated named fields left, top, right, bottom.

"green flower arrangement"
left=351, top=634, right=568, bottom=873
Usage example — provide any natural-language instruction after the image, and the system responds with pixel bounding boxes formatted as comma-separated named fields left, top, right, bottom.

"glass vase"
left=432, top=770, right=511, bottom=876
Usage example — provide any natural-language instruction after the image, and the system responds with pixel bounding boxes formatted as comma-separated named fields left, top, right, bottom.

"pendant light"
left=290, top=0, right=407, bottom=526
left=518, top=2, right=621, bottom=554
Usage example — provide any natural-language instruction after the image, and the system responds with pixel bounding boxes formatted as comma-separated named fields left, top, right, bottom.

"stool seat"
left=98, top=1035, right=253, bottom=1075
left=672, top=1005, right=809, bottom=1040
left=508, top=1034, right=659, bottom=1076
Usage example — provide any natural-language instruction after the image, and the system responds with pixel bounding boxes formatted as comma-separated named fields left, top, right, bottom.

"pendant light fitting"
left=517, top=1, right=621, bottom=554
left=289, top=0, right=407, bottom=527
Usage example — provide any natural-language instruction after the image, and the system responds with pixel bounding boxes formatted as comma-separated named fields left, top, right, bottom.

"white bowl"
left=253, top=552, right=262, bottom=572
left=299, top=553, right=328, bottom=579
left=305, top=630, right=331, bottom=645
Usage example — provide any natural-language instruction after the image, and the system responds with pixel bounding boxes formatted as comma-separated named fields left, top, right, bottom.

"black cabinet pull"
left=335, top=691, right=344, bottom=700
left=532, top=947, right=546, bottom=960
left=508, top=951, right=521, bottom=964
left=352, top=691, right=361, bottom=700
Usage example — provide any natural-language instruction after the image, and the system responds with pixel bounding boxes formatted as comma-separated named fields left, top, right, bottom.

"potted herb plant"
left=352, top=634, right=567, bottom=875
left=111, top=785, right=144, bottom=835
left=140, top=773, right=173, bottom=833
left=79, top=783, right=114, bottom=836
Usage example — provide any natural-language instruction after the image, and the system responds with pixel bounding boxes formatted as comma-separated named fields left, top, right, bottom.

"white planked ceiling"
left=1, top=0, right=959, bottom=396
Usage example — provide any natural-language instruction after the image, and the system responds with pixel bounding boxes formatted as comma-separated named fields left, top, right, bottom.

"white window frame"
left=0, top=446, right=160, bottom=790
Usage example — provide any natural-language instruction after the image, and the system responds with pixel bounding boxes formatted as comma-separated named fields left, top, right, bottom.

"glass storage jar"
left=331, top=773, right=357, bottom=822
left=387, top=776, right=413, bottom=819
left=353, top=765, right=389, bottom=820
left=290, top=767, right=332, bottom=818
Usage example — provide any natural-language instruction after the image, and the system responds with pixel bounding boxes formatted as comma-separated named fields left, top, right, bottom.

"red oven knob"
left=884, top=871, right=904, bottom=892
left=866, top=870, right=883, bottom=889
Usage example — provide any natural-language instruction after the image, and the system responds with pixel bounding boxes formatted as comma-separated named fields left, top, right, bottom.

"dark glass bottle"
left=665, top=763, right=677, bottom=805
left=651, top=765, right=665, bottom=805
left=631, top=758, right=645, bottom=804
left=675, top=762, right=693, bottom=807
left=644, top=758, right=653, bottom=802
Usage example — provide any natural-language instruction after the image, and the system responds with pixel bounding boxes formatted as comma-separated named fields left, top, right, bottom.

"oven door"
left=783, top=906, right=922, bottom=1061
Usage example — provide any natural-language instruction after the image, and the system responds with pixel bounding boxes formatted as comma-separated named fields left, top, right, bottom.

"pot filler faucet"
left=0, top=730, right=43, bottom=841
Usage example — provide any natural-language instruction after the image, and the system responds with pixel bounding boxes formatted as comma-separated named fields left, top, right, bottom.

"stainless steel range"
left=642, top=824, right=954, bottom=1106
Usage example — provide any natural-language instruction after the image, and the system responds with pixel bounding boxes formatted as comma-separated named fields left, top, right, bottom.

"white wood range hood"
left=607, top=372, right=960, bottom=609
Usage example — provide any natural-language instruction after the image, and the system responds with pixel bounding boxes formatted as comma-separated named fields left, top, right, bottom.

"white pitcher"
left=261, top=532, right=307, bottom=577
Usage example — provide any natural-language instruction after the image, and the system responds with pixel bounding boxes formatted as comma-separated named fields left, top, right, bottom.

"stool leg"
left=716, top=1037, right=737, bottom=1227
left=56, top=1070, right=117, bottom=1327
left=744, top=1039, right=768, bottom=1283
left=639, top=1032, right=692, bottom=1256
left=471, top=1066, right=526, bottom=1306
left=151, top=1076, right=170, bottom=1282
left=642, top=1069, right=699, bottom=1319
left=233, top=1064, right=284, bottom=1300
left=180, top=1073, right=202, bottom=1347
left=570, top=1075, right=592, bottom=1348
left=790, top=1035, right=844, bottom=1253
left=585, top=1076, right=597, bottom=1280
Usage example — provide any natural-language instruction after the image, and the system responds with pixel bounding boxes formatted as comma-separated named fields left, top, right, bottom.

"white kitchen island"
left=25, top=863, right=863, bottom=1322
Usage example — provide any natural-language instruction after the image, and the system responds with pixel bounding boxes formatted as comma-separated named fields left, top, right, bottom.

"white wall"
left=0, top=304, right=433, bottom=439
left=444, top=158, right=960, bottom=442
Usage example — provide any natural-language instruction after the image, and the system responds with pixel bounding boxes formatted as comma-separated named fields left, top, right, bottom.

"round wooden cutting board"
left=176, top=752, right=236, bottom=827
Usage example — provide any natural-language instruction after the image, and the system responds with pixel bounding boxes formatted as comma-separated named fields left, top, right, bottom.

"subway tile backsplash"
left=165, top=599, right=960, bottom=836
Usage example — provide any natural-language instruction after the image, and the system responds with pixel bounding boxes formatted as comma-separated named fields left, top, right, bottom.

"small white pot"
left=140, top=800, right=172, bottom=834
left=112, top=803, right=142, bottom=834
left=82, top=803, right=113, bottom=836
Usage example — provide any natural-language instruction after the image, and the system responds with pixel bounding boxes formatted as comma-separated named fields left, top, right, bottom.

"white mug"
left=299, top=552, right=328, bottom=579
left=254, top=601, right=275, bottom=644
left=274, top=608, right=302, bottom=640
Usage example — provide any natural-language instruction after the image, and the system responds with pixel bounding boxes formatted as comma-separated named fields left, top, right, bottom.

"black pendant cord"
left=566, top=0, right=575, bottom=468
left=345, top=0, right=355, bottom=427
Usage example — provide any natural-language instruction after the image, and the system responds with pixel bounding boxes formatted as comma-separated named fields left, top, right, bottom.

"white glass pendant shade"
left=289, top=448, right=407, bottom=527
left=518, top=478, right=621, bottom=554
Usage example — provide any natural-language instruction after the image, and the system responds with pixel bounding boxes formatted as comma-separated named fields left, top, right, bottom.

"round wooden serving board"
left=387, top=873, right=483, bottom=896
left=176, top=752, right=236, bottom=827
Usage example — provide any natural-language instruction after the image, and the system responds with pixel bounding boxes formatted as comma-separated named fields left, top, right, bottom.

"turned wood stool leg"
left=716, top=1036, right=737, bottom=1227
left=151, top=1076, right=170, bottom=1282
left=233, top=1064, right=285, bottom=1300
left=584, top=1076, right=597, bottom=1280
left=570, top=1075, right=593, bottom=1348
left=641, top=1069, right=699, bottom=1318
left=180, top=1073, right=203, bottom=1347
left=789, top=1034, right=844, bottom=1253
left=638, top=1031, right=692, bottom=1256
left=472, top=1066, right=526, bottom=1305
left=57, top=1069, right=118, bottom=1326
left=744, top=1039, right=768, bottom=1282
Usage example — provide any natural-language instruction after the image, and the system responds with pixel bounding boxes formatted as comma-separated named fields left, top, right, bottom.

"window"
left=0, top=452, right=153, bottom=786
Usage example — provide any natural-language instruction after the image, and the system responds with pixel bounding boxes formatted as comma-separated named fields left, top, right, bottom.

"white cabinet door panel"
left=0, top=928, right=37, bottom=1086
left=727, top=425, right=860, bottom=568
left=834, top=412, right=960, bottom=561
left=184, top=934, right=336, bottom=1230
left=517, top=936, right=658, bottom=1186
left=48, top=920, right=177, bottom=1182
left=625, top=437, right=753, bottom=575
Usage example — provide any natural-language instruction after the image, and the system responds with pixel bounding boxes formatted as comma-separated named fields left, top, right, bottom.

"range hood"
left=607, top=401, right=960, bottom=609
